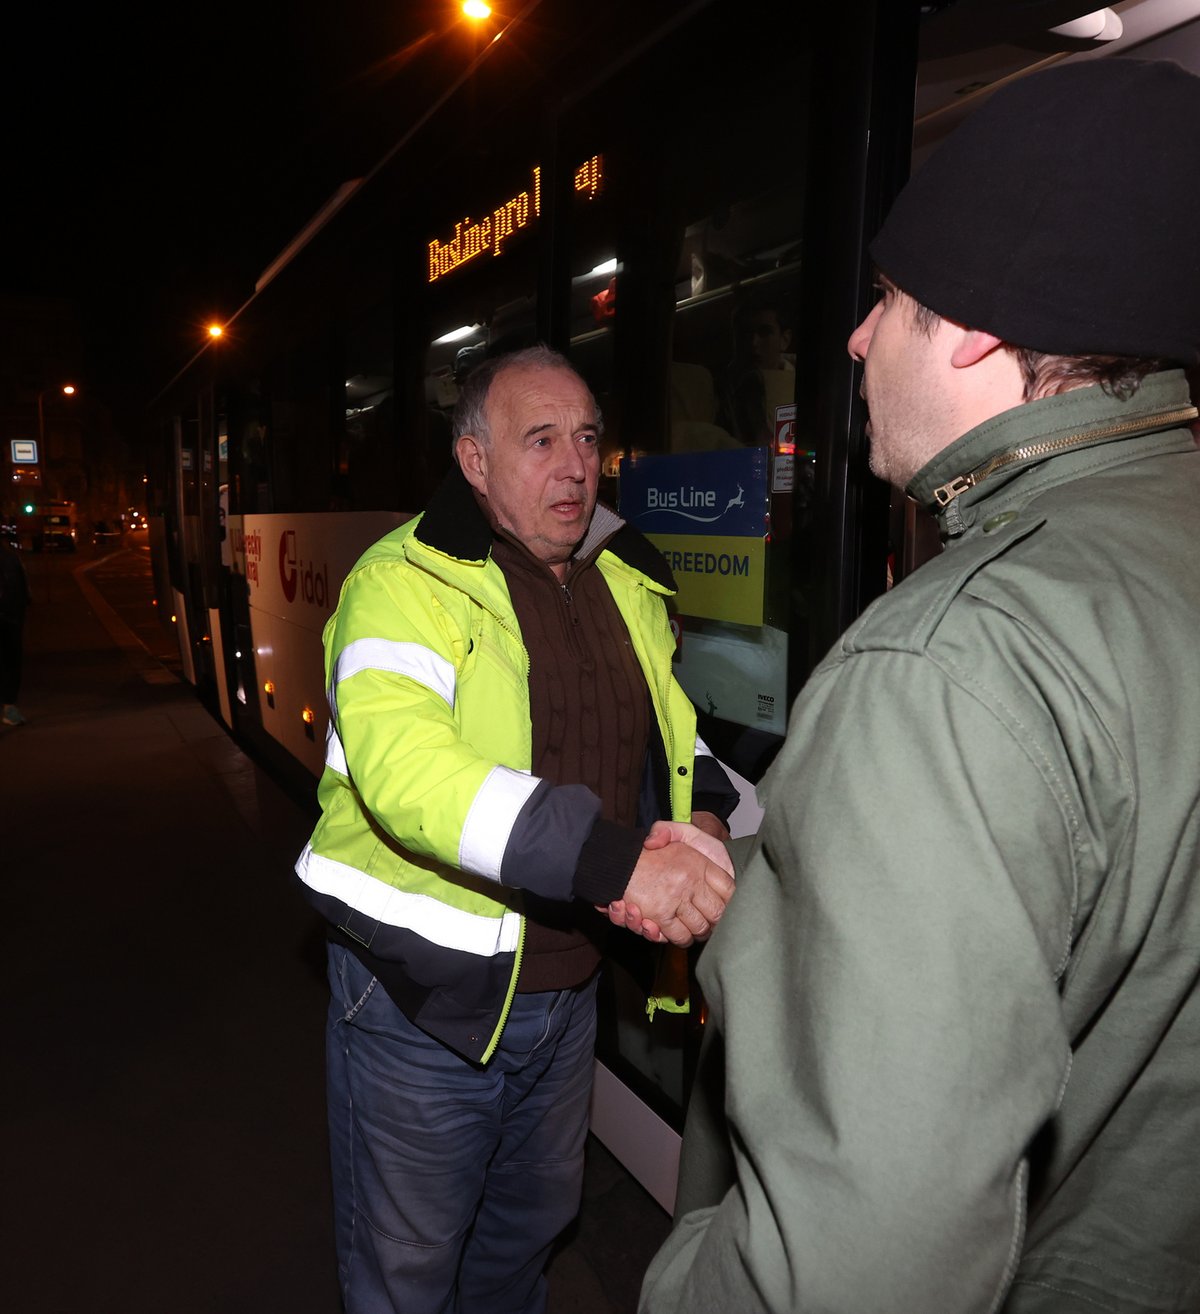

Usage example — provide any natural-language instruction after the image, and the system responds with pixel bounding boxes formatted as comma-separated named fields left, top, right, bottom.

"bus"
left=147, top=0, right=1200, bottom=1210
left=19, top=499, right=78, bottom=552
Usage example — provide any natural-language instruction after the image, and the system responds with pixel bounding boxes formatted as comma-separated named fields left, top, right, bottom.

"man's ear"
left=950, top=328, right=1006, bottom=370
left=456, top=434, right=488, bottom=494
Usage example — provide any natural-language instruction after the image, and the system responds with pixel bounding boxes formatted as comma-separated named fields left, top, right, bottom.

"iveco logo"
left=278, top=530, right=331, bottom=608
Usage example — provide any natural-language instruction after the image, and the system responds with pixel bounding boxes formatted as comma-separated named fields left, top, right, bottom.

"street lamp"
left=37, top=383, right=78, bottom=450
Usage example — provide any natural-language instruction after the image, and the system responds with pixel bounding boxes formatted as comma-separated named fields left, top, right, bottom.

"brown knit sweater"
left=491, top=528, right=651, bottom=992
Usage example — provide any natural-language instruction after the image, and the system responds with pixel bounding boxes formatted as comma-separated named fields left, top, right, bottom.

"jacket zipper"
left=932, top=406, right=1199, bottom=509
left=561, top=580, right=600, bottom=669
left=483, top=914, right=527, bottom=1063
left=483, top=607, right=531, bottom=1062
left=639, top=583, right=682, bottom=821
left=484, top=564, right=679, bottom=1050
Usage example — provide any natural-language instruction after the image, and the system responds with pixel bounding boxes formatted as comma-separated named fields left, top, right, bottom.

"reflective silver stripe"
left=295, top=844, right=522, bottom=957
left=695, top=735, right=715, bottom=759
left=331, top=637, right=456, bottom=718
left=458, top=765, right=541, bottom=881
left=325, top=722, right=349, bottom=777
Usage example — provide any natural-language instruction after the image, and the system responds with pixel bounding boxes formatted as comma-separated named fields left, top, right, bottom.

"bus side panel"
left=237, top=510, right=409, bottom=776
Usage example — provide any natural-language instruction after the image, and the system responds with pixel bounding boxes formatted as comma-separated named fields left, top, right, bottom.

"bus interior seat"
left=670, top=360, right=738, bottom=451
left=759, top=367, right=796, bottom=422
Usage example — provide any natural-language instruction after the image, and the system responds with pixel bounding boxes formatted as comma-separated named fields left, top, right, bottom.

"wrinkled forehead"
left=485, top=364, right=598, bottom=438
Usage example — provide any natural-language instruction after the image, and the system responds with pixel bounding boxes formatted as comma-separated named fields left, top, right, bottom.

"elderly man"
left=638, top=60, right=1200, bottom=1314
left=296, top=344, right=738, bottom=1313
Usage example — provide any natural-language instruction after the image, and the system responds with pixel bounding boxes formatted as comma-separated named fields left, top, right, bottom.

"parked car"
left=28, top=500, right=77, bottom=552
left=41, top=512, right=77, bottom=552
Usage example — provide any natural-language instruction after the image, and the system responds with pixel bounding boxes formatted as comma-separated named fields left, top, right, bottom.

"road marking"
left=74, top=552, right=181, bottom=687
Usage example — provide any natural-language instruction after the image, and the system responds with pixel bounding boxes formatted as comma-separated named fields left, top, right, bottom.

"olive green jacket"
left=641, top=371, right=1200, bottom=1313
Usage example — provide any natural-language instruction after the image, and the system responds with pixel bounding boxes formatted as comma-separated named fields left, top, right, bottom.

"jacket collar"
left=909, top=369, right=1197, bottom=537
left=414, top=464, right=493, bottom=563
left=413, top=464, right=676, bottom=591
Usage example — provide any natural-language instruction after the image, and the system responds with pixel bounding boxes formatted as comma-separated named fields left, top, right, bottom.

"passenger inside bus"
left=719, top=294, right=795, bottom=445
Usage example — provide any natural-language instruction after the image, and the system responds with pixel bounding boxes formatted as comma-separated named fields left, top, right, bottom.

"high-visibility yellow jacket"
left=296, top=469, right=726, bottom=1062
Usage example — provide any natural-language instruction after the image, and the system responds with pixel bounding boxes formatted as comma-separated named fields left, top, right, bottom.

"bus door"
left=539, top=0, right=918, bottom=1208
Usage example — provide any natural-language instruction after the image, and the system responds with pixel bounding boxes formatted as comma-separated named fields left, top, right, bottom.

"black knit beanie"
left=870, top=58, right=1200, bottom=365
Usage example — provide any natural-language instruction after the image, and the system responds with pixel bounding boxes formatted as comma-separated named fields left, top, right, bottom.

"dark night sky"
left=1, top=2, right=476, bottom=428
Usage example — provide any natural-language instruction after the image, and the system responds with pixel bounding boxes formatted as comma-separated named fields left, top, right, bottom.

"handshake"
left=598, top=814, right=736, bottom=947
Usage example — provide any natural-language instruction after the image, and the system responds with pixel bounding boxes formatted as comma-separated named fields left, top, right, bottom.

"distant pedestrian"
left=0, top=539, right=31, bottom=725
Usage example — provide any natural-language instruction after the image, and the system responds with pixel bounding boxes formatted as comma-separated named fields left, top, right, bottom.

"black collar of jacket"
left=415, top=464, right=676, bottom=592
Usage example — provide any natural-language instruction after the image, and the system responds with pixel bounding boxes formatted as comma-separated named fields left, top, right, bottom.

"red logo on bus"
left=279, top=531, right=298, bottom=602
left=278, top=528, right=331, bottom=608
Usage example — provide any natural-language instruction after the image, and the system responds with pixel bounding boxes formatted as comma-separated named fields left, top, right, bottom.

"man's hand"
left=600, top=826, right=735, bottom=945
left=690, top=810, right=731, bottom=841
left=603, top=820, right=736, bottom=940
left=643, top=818, right=733, bottom=863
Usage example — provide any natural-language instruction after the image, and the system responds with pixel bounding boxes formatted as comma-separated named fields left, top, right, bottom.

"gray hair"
left=451, top=344, right=603, bottom=447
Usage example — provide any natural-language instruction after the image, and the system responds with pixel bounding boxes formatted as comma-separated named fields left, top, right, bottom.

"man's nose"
left=847, top=300, right=883, bottom=362
left=557, top=440, right=588, bottom=481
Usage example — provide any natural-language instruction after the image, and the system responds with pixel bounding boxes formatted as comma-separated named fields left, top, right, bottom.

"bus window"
left=673, top=191, right=802, bottom=452
left=266, top=338, right=337, bottom=514
left=341, top=301, right=399, bottom=512
left=556, top=7, right=809, bottom=769
left=549, top=0, right=814, bottom=1126
left=230, top=385, right=272, bottom=515
left=564, top=154, right=619, bottom=494
left=661, top=185, right=806, bottom=745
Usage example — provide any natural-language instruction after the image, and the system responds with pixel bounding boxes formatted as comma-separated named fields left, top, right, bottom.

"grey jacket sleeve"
left=641, top=647, right=1076, bottom=1314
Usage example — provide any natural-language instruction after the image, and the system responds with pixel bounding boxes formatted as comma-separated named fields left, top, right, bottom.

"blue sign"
left=619, top=447, right=769, bottom=538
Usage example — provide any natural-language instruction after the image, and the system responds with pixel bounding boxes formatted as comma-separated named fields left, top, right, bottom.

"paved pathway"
left=2, top=545, right=669, bottom=1313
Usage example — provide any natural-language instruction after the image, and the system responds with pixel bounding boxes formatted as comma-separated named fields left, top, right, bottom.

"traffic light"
left=22, top=502, right=35, bottom=515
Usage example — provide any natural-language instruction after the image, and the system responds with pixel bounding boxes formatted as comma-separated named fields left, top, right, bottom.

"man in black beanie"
left=636, top=58, right=1200, bottom=1314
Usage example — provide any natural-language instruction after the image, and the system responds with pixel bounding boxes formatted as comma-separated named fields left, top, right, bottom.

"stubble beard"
left=865, top=393, right=946, bottom=491
left=867, top=425, right=922, bottom=491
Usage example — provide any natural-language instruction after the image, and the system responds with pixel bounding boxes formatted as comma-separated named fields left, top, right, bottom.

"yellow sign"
left=649, top=534, right=765, bottom=627
left=427, top=156, right=603, bottom=283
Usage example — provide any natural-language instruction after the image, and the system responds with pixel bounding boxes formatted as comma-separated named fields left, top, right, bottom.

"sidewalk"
left=4, top=548, right=339, bottom=1312
left=2, top=547, right=669, bottom=1313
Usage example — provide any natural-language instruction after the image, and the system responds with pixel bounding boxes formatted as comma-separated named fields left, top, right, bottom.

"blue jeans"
left=326, top=942, right=598, bottom=1314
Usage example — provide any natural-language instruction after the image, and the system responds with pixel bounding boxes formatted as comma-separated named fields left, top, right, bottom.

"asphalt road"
left=2, top=542, right=671, bottom=1313
left=4, top=539, right=340, bottom=1313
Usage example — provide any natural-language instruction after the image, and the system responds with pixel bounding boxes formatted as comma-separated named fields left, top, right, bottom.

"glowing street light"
left=37, top=382, right=78, bottom=449
left=207, top=323, right=225, bottom=340
left=463, top=1, right=491, bottom=20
